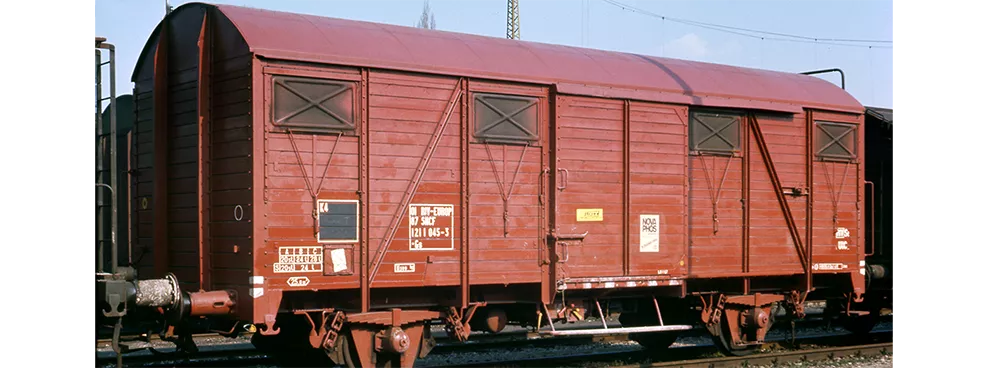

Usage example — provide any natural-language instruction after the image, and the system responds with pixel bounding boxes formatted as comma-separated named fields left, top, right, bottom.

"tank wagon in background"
left=95, top=2, right=891, bottom=367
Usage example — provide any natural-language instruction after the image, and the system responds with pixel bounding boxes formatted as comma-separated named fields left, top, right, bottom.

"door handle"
left=557, top=168, right=569, bottom=191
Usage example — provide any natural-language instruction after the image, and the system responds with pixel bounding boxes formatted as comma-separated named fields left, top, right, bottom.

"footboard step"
left=540, top=325, right=693, bottom=336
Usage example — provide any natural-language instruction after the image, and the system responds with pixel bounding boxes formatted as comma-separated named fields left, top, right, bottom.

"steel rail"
left=444, top=331, right=892, bottom=368
left=641, top=342, right=892, bottom=368
left=97, top=325, right=891, bottom=368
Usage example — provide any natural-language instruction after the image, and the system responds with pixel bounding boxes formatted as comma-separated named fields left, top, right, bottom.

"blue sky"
left=95, top=0, right=892, bottom=108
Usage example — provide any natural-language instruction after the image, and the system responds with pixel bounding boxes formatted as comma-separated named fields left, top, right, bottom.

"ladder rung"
left=100, top=61, right=110, bottom=66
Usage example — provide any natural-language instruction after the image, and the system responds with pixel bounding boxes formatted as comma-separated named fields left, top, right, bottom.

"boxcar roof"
left=134, top=2, right=864, bottom=114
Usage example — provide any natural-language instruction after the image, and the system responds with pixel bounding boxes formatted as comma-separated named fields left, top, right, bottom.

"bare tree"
left=417, top=0, right=436, bottom=30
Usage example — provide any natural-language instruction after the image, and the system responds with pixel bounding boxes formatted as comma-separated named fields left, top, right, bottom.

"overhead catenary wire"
left=599, top=0, right=892, bottom=49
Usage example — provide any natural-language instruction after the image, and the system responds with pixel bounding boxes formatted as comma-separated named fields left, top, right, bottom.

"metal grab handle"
left=801, top=68, right=846, bottom=90
left=864, top=180, right=874, bottom=257
left=557, top=168, right=569, bottom=191
left=559, top=241, right=569, bottom=263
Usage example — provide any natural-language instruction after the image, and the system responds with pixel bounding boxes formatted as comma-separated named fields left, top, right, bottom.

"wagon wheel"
left=826, top=298, right=881, bottom=336
left=617, top=302, right=685, bottom=352
left=840, top=306, right=881, bottom=336
left=332, top=328, right=356, bottom=368
left=252, top=332, right=334, bottom=367
left=618, top=314, right=680, bottom=351
left=633, top=332, right=681, bottom=351
left=709, top=313, right=760, bottom=357
left=337, top=328, right=405, bottom=368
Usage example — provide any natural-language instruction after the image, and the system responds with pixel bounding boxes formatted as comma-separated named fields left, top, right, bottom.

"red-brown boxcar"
left=125, top=2, right=872, bottom=366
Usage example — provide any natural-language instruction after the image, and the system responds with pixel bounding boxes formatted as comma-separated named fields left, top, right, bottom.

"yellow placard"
left=576, top=208, right=603, bottom=222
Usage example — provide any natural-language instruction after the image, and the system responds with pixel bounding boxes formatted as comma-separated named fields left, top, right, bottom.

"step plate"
left=540, top=325, right=693, bottom=336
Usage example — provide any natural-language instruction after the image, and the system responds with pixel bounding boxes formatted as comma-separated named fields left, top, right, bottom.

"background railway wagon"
left=862, top=106, right=892, bottom=306
left=97, top=94, right=133, bottom=274
left=120, top=2, right=874, bottom=366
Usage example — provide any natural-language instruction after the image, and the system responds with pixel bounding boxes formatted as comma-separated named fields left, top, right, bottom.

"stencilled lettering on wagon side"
left=835, top=227, right=850, bottom=239
left=287, top=276, right=310, bottom=287
left=394, top=263, right=416, bottom=273
left=273, top=246, right=324, bottom=273
left=812, top=263, right=848, bottom=271
left=408, top=204, right=455, bottom=251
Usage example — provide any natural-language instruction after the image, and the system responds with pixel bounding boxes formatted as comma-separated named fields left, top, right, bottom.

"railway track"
left=640, top=342, right=893, bottom=368
left=427, top=329, right=892, bottom=368
left=97, top=319, right=891, bottom=368
left=98, top=305, right=887, bottom=349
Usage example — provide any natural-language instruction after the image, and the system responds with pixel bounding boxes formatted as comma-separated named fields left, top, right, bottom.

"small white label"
left=330, top=248, right=348, bottom=273
left=669, top=279, right=681, bottom=286
left=860, top=260, right=866, bottom=267
left=812, top=263, right=848, bottom=271
left=583, top=283, right=592, bottom=289
left=273, top=246, right=323, bottom=273
left=250, top=287, right=264, bottom=298
left=835, top=227, right=851, bottom=239
left=250, top=276, right=264, bottom=285
left=647, top=280, right=658, bottom=286
left=287, top=276, right=310, bottom=287
left=394, top=263, right=416, bottom=273
left=626, top=281, right=636, bottom=287
left=408, top=204, right=455, bottom=250
left=605, top=282, right=616, bottom=288
left=837, top=240, right=849, bottom=250
left=639, top=215, right=660, bottom=252
left=657, top=269, right=669, bottom=275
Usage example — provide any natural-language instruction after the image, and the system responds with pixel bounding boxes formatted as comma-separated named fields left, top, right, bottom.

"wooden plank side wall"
left=164, top=10, right=204, bottom=290
left=747, top=114, right=806, bottom=274
left=261, top=64, right=363, bottom=291
left=810, top=110, right=863, bottom=272
left=367, top=71, right=463, bottom=288
left=688, top=152, right=743, bottom=276
left=554, top=95, right=625, bottom=278
left=206, top=9, right=252, bottom=314
left=132, top=77, right=155, bottom=280
left=467, top=81, right=546, bottom=286
left=626, top=101, right=688, bottom=277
